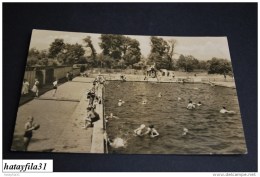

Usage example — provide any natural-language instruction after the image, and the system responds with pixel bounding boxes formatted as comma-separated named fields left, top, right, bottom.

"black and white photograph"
left=11, top=29, right=247, bottom=154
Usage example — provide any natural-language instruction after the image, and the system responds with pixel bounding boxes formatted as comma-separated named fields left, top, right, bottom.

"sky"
left=29, top=29, right=231, bottom=61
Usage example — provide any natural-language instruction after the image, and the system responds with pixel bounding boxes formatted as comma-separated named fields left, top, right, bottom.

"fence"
left=23, top=66, right=80, bottom=89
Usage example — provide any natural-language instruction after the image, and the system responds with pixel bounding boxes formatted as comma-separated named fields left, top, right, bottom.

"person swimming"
left=144, top=125, right=159, bottom=138
left=178, top=97, right=182, bottom=101
left=105, top=113, right=120, bottom=122
left=104, top=133, right=126, bottom=148
left=142, top=98, right=148, bottom=105
left=187, top=101, right=196, bottom=110
left=108, top=137, right=126, bottom=148
left=118, top=100, right=125, bottom=106
left=182, top=127, right=189, bottom=136
left=134, top=124, right=146, bottom=136
left=197, top=101, right=202, bottom=106
left=220, top=107, right=235, bottom=114
left=158, top=92, right=162, bottom=97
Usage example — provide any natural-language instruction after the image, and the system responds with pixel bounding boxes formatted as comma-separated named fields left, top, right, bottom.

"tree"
left=28, top=48, right=40, bottom=58
left=122, top=39, right=141, bottom=66
left=148, top=36, right=172, bottom=70
left=208, top=58, right=232, bottom=74
left=26, top=57, right=38, bottom=66
left=96, top=53, right=114, bottom=68
left=48, top=39, right=65, bottom=58
left=27, top=48, right=51, bottom=66
left=176, top=54, right=186, bottom=71
left=57, top=43, right=85, bottom=65
left=99, top=34, right=124, bottom=60
left=197, top=60, right=209, bottom=70
left=83, top=36, right=97, bottom=59
left=167, top=39, right=177, bottom=67
left=99, top=34, right=142, bottom=68
left=176, top=55, right=199, bottom=72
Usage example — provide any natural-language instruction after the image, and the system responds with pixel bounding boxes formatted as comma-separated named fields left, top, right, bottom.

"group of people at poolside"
left=21, top=78, right=40, bottom=97
left=21, top=77, right=61, bottom=151
left=83, top=74, right=105, bottom=129
left=21, top=77, right=59, bottom=98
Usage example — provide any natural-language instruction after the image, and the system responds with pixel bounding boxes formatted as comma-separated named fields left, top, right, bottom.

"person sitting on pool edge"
left=83, top=107, right=100, bottom=128
left=220, top=106, right=235, bottom=114
left=187, top=101, right=196, bottom=110
left=144, top=125, right=159, bottom=138
left=134, top=124, right=146, bottom=136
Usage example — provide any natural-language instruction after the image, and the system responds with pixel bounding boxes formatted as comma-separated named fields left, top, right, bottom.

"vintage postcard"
left=11, top=29, right=247, bottom=154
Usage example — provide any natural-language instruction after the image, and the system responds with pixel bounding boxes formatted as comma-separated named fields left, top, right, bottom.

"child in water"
left=144, top=125, right=159, bottom=138
left=220, top=106, right=235, bottom=114
left=187, top=101, right=196, bottom=110
left=134, top=124, right=146, bottom=136
left=197, top=101, right=202, bottom=106
left=118, top=100, right=125, bottom=106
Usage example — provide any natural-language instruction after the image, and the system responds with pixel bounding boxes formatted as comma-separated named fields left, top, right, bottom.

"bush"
left=80, top=65, right=86, bottom=72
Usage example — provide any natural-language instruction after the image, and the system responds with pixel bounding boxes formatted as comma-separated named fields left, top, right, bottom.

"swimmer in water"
left=142, top=98, right=147, bottom=104
left=220, top=107, right=235, bottom=114
left=158, top=92, right=162, bottom=97
left=134, top=124, right=146, bottom=136
left=144, top=125, right=159, bottom=138
left=187, top=101, right=196, bottom=110
left=105, top=113, right=120, bottom=122
left=118, top=100, right=124, bottom=106
left=197, top=101, right=202, bottom=106
left=109, top=138, right=126, bottom=148
left=182, top=128, right=189, bottom=136
left=178, top=97, right=182, bottom=101
left=104, top=133, right=126, bottom=148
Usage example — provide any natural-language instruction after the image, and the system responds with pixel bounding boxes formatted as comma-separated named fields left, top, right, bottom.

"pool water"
left=104, top=81, right=247, bottom=154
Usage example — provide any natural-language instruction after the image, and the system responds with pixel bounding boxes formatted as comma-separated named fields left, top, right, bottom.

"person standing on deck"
left=52, top=78, right=58, bottom=97
left=23, top=116, right=39, bottom=151
left=31, top=78, right=39, bottom=97
left=21, top=79, right=30, bottom=95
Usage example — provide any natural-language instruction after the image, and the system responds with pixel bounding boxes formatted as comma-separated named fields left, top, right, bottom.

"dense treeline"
left=27, top=35, right=232, bottom=75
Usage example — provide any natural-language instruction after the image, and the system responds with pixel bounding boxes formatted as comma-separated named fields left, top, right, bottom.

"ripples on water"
left=105, top=81, right=247, bottom=154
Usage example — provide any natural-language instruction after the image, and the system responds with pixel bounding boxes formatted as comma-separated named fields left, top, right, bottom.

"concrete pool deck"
left=12, top=77, right=106, bottom=153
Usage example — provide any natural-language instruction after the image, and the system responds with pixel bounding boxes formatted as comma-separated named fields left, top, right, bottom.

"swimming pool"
left=104, top=81, right=247, bottom=154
